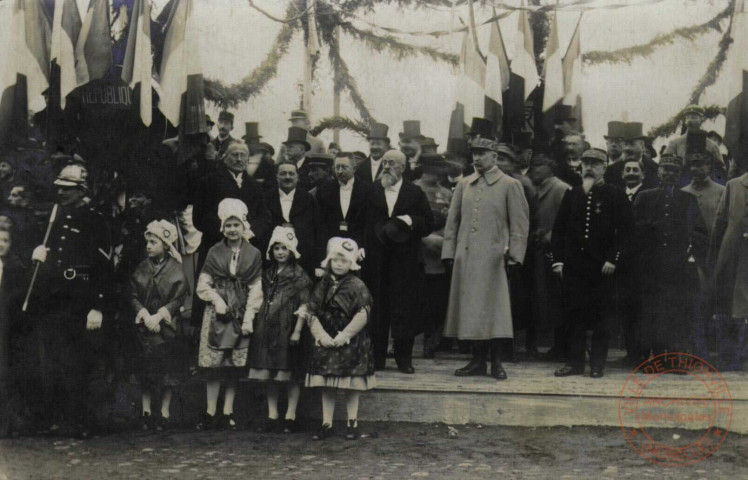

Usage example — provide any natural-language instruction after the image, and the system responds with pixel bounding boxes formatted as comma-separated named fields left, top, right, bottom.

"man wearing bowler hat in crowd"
left=211, top=111, right=236, bottom=162
left=552, top=148, right=632, bottom=379
left=282, top=127, right=315, bottom=192
left=420, top=137, right=439, bottom=155
left=243, top=122, right=277, bottom=193
left=357, top=122, right=390, bottom=186
left=277, top=110, right=326, bottom=160
left=399, top=120, right=425, bottom=182
left=442, top=137, right=529, bottom=380
left=316, top=152, right=371, bottom=247
left=665, top=105, right=726, bottom=183
left=363, top=150, right=434, bottom=373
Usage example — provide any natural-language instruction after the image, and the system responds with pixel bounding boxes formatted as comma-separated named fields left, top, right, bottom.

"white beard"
left=582, top=177, right=595, bottom=193
left=380, top=173, right=396, bottom=188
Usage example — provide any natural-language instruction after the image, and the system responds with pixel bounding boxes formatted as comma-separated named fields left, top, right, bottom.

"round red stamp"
left=618, top=353, right=733, bottom=467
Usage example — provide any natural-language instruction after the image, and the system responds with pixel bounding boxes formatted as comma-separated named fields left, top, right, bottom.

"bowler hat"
left=307, top=153, right=334, bottom=169
left=467, top=118, right=496, bottom=139
left=604, top=121, right=626, bottom=139
left=218, top=111, right=234, bottom=124
left=260, top=142, right=275, bottom=156
left=242, top=122, right=262, bottom=142
left=367, top=122, right=390, bottom=141
left=399, top=120, right=425, bottom=141
left=683, top=104, right=705, bottom=117
left=282, top=127, right=311, bottom=151
left=622, top=122, right=647, bottom=141
left=374, top=218, right=412, bottom=245
left=352, top=151, right=367, bottom=161
left=289, top=109, right=309, bottom=121
left=420, top=137, right=439, bottom=150
left=660, top=154, right=683, bottom=169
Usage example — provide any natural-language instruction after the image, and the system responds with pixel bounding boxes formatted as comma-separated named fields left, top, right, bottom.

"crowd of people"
left=0, top=103, right=746, bottom=441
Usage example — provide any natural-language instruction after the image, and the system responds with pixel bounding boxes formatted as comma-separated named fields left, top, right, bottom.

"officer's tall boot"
left=455, top=341, right=487, bottom=376
left=489, top=339, right=508, bottom=380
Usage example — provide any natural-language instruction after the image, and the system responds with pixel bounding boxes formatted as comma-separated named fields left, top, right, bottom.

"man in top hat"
left=513, top=131, right=533, bottom=175
left=399, top=120, right=425, bottom=182
left=633, top=154, right=709, bottom=359
left=363, top=150, right=435, bottom=373
left=603, top=121, right=625, bottom=165
left=413, top=153, right=453, bottom=358
left=242, top=122, right=277, bottom=193
left=277, top=110, right=326, bottom=160
left=442, top=138, right=530, bottom=380
left=316, top=152, right=371, bottom=247
left=552, top=148, right=633, bottom=378
left=442, top=137, right=472, bottom=191
left=665, top=105, right=726, bottom=182
left=357, top=122, right=390, bottom=185
left=211, top=111, right=236, bottom=162
left=264, top=160, right=323, bottom=275
left=604, top=122, right=658, bottom=189
left=28, top=164, right=114, bottom=437
left=306, top=153, right=335, bottom=198
left=527, top=154, right=571, bottom=361
left=281, top=126, right=315, bottom=192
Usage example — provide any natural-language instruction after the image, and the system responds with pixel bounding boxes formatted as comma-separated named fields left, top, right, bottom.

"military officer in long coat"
left=363, top=150, right=434, bottom=373
left=442, top=138, right=529, bottom=380
left=633, top=154, right=709, bottom=359
left=29, top=165, right=113, bottom=438
left=552, top=149, right=632, bottom=379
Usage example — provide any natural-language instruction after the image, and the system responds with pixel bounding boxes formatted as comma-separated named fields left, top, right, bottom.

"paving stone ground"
left=0, top=423, right=746, bottom=479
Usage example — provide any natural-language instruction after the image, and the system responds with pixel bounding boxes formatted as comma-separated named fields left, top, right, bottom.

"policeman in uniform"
left=30, top=164, right=113, bottom=437
left=552, top=149, right=633, bottom=379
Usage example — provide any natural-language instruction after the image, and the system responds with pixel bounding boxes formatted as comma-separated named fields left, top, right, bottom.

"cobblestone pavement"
left=1, top=423, right=746, bottom=479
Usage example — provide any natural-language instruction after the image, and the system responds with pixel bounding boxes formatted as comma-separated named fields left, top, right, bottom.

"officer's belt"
left=57, top=265, right=92, bottom=281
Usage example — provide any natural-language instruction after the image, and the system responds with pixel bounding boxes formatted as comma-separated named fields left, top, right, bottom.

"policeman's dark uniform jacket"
left=316, top=176, right=371, bottom=247
left=632, top=155, right=709, bottom=355
left=551, top=150, right=633, bottom=375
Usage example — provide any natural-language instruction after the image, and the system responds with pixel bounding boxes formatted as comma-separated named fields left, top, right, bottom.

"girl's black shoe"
left=195, top=412, right=216, bottom=431
left=312, top=423, right=332, bottom=441
left=282, top=419, right=296, bottom=434
left=223, top=414, right=238, bottom=431
left=345, top=420, right=359, bottom=440
left=140, top=412, right=154, bottom=431
left=155, top=417, right=171, bottom=432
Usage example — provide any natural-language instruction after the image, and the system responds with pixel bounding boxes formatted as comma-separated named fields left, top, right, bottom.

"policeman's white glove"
left=601, top=261, right=616, bottom=276
left=144, top=312, right=162, bottom=333
left=135, top=308, right=149, bottom=324
left=32, top=246, right=49, bottom=263
left=241, top=310, right=254, bottom=335
left=86, top=309, right=103, bottom=330
left=211, top=294, right=228, bottom=315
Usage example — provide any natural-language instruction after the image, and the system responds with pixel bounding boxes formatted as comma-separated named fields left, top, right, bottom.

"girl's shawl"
left=308, top=273, right=372, bottom=319
left=202, top=238, right=262, bottom=284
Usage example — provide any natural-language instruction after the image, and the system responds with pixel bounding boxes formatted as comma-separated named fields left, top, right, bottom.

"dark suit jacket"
left=211, top=135, right=235, bottom=161
left=316, top=178, right=370, bottom=247
left=265, top=187, right=323, bottom=275
left=355, top=157, right=382, bottom=186
left=603, top=157, right=659, bottom=190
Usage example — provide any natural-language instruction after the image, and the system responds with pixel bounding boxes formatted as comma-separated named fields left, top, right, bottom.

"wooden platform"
left=344, top=354, right=748, bottom=433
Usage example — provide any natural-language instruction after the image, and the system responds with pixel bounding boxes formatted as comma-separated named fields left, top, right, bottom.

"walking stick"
left=22, top=204, right=59, bottom=312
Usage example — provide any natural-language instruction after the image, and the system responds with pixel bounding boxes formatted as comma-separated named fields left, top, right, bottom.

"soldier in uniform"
left=552, top=149, right=633, bottom=379
left=211, top=111, right=236, bottom=163
left=29, top=165, right=113, bottom=437
left=665, top=105, right=726, bottom=183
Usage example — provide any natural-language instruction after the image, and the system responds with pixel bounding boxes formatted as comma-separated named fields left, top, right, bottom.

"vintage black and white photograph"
left=0, top=0, right=746, bottom=478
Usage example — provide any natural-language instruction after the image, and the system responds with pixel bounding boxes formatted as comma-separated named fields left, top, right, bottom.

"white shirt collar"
left=279, top=188, right=296, bottom=200
left=340, top=177, right=355, bottom=191
left=625, top=184, right=642, bottom=195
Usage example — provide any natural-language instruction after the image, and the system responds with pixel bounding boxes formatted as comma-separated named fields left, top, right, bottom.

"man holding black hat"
left=552, top=148, right=632, bottom=378
left=399, top=120, right=425, bottom=182
left=442, top=138, right=530, bottom=380
left=357, top=122, right=390, bottom=185
left=665, top=105, right=725, bottom=182
left=211, top=111, right=236, bottom=162
left=363, top=150, right=434, bottom=373
left=633, top=154, right=709, bottom=358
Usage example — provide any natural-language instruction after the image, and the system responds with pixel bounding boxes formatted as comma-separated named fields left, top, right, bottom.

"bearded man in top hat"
left=552, top=149, right=633, bottom=379
left=363, top=150, right=435, bottom=373
left=357, top=122, right=390, bottom=185
left=604, top=122, right=658, bottom=189
left=665, top=105, right=726, bottom=183
left=633, top=154, right=709, bottom=358
left=211, top=111, right=236, bottom=162
left=442, top=138, right=530, bottom=380
left=399, top=120, right=425, bottom=182
left=28, top=164, right=114, bottom=437
left=277, top=110, right=326, bottom=160
left=281, top=127, right=315, bottom=192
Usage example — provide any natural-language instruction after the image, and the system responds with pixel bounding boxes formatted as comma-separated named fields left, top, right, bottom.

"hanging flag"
left=453, top=28, right=486, bottom=122
left=0, top=0, right=52, bottom=145
left=512, top=8, right=539, bottom=101
left=484, top=9, right=511, bottom=134
left=157, top=0, right=206, bottom=134
left=122, top=0, right=153, bottom=126
left=562, top=13, right=583, bottom=131
left=542, top=12, right=564, bottom=113
left=50, top=0, right=81, bottom=109
left=724, top=0, right=748, bottom=158
left=76, top=0, right=113, bottom=85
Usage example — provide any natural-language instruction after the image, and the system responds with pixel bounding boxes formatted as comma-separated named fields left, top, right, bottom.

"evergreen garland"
left=311, top=115, right=371, bottom=136
left=647, top=105, right=724, bottom=140
left=327, top=35, right=376, bottom=124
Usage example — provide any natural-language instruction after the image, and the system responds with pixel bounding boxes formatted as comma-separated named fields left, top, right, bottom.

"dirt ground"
left=0, top=423, right=746, bottom=479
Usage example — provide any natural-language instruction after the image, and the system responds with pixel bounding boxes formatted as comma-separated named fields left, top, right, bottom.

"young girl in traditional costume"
left=301, top=237, right=376, bottom=440
left=195, top=199, right=263, bottom=430
left=248, top=226, right=312, bottom=433
left=128, top=220, right=188, bottom=431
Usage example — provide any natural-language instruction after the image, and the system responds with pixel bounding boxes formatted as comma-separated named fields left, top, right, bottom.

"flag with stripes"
left=76, top=0, right=113, bottom=85
left=512, top=8, right=539, bottom=101
left=50, top=0, right=81, bottom=109
left=542, top=11, right=564, bottom=113
left=453, top=29, right=486, bottom=123
left=122, top=0, right=153, bottom=126
left=562, top=13, right=583, bottom=131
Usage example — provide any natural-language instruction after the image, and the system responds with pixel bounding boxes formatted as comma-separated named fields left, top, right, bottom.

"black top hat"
left=467, top=118, right=496, bottom=139
left=374, top=218, right=412, bottom=245
left=289, top=109, right=309, bottom=121
left=242, top=122, right=262, bottom=142
left=604, top=121, right=626, bottom=139
left=554, top=105, right=576, bottom=123
left=686, top=130, right=708, bottom=154
left=367, top=122, right=390, bottom=141
left=282, top=127, right=311, bottom=151
left=419, top=153, right=447, bottom=171
left=307, top=153, right=334, bottom=169
left=218, top=111, right=234, bottom=124
left=399, top=120, right=425, bottom=141
left=622, top=122, right=647, bottom=141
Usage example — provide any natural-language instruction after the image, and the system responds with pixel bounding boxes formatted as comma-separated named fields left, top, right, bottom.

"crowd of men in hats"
left=0, top=100, right=746, bottom=438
